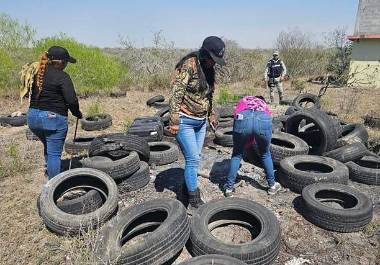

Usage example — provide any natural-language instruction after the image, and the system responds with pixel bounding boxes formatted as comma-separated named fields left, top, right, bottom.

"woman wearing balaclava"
left=168, top=36, right=226, bottom=213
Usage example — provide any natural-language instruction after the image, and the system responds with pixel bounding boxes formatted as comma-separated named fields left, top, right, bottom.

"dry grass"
left=0, top=83, right=379, bottom=265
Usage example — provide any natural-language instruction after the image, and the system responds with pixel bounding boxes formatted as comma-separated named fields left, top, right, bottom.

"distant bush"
left=217, top=86, right=240, bottom=105
left=0, top=13, right=35, bottom=96
left=34, top=35, right=126, bottom=96
left=275, top=29, right=329, bottom=78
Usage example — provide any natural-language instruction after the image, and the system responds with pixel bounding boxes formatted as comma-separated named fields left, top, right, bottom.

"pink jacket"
left=233, top=96, right=272, bottom=148
left=234, top=96, right=272, bottom=116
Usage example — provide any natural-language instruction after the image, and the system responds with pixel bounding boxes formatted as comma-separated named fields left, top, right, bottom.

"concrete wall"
left=355, top=0, right=380, bottom=35
left=349, top=39, right=380, bottom=87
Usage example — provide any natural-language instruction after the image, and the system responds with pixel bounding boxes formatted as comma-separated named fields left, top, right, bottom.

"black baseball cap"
left=201, top=36, right=226, bottom=66
left=47, top=46, right=77, bottom=63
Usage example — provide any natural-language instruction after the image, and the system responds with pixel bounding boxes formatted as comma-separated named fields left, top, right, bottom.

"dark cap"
left=201, top=36, right=226, bottom=66
left=47, top=46, right=76, bottom=63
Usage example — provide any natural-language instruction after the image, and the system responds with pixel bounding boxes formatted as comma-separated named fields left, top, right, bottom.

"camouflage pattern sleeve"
left=169, top=63, right=193, bottom=126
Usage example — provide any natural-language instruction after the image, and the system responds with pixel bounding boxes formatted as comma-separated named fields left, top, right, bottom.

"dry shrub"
left=275, top=29, right=328, bottom=78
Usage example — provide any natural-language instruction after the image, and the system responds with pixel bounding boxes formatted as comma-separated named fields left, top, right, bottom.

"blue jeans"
left=176, top=115, right=207, bottom=192
left=27, top=108, right=68, bottom=179
left=225, top=110, right=275, bottom=189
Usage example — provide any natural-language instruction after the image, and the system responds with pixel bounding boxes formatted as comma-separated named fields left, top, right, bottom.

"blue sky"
left=0, top=0, right=358, bottom=48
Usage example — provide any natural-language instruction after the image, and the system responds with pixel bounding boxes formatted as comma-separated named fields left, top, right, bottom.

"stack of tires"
left=83, top=133, right=151, bottom=193
left=272, top=93, right=377, bottom=233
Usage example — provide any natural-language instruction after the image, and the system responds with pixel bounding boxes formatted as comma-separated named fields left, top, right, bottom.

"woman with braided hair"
left=27, top=46, right=82, bottom=179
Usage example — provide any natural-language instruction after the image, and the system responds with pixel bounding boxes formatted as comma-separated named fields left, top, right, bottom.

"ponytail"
left=36, top=52, right=49, bottom=93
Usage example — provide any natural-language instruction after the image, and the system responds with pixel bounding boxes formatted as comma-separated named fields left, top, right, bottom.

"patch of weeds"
left=362, top=220, right=380, bottom=237
left=217, top=86, right=240, bottom=105
left=0, top=143, right=30, bottom=179
left=291, top=79, right=306, bottom=92
left=122, top=117, right=133, bottom=133
left=86, top=101, right=103, bottom=117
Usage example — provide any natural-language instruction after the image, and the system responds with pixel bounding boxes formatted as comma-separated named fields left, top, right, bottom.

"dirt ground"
left=0, top=84, right=379, bottom=265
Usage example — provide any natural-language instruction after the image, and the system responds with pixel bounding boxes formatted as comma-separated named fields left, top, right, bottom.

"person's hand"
left=168, top=125, right=179, bottom=135
left=209, top=115, right=218, bottom=132
left=76, top=111, right=83, bottom=119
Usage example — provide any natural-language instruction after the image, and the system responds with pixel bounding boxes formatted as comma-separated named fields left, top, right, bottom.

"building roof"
left=349, top=0, right=380, bottom=40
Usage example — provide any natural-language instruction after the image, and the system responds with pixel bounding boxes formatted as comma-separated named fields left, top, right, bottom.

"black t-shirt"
left=29, top=65, right=81, bottom=117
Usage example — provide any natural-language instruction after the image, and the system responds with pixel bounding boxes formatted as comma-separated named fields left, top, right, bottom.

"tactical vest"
left=267, top=59, right=283, bottom=78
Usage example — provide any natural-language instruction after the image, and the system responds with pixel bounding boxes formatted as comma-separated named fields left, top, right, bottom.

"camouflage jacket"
left=169, top=56, right=215, bottom=126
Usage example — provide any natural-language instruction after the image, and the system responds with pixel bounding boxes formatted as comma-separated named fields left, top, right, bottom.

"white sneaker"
left=268, top=182, right=282, bottom=195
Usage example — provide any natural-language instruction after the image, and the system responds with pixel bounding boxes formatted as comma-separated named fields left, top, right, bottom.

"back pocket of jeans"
left=42, top=112, right=58, bottom=131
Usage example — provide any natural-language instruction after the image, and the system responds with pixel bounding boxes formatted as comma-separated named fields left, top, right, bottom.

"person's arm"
left=61, top=74, right=82, bottom=118
left=168, top=64, right=192, bottom=127
left=264, top=65, right=269, bottom=81
left=207, top=87, right=217, bottom=131
left=281, top=61, right=287, bottom=77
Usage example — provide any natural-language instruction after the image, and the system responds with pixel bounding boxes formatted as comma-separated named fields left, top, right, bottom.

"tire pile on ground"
left=34, top=93, right=379, bottom=265
left=208, top=93, right=377, bottom=234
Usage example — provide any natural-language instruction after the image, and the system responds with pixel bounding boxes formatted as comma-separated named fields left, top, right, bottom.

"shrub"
left=275, top=29, right=329, bottom=78
left=325, top=28, right=352, bottom=85
left=0, top=13, right=35, bottom=96
left=34, top=35, right=126, bottom=96
left=85, top=101, right=103, bottom=117
left=217, top=86, right=240, bottom=105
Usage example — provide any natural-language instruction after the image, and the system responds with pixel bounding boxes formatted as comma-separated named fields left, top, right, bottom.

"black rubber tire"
left=117, top=161, right=150, bottom=193
left=217, top=117, right=234, bottom=128
left=215, top=105, right=235, bottom=118
left=95, top=198, right=190, bottom=265
left=214, top=128, right=233, bottom=147
left=323, top=142, right=368, bottom=163
left=279, top=99, right=293, bottom=106
left=292, top=93, right=321, bottom=110
left=38, top=168, right=118, bottom=235
left=178, top=255, right=248, bottom=265
left=148, top=141, right=179, bottom=165
left=285, top=106, right=299, bottom=116
left=301, top=183, right=373, bottom=232
left=128, top=122, right=163, bottom=142
left=89, top=133, right=150, bottom=162
left=346, top=156, right=380, bottom=185
left=151, top=101, right=170, bottom=109
left=272, top=115, right=288, bottom=132
left=25, top=128, right=39, bottom=141
left=154, top=106, right=170, bottom=126
left=163, top=126, right=176, bottom=137
left=278, top=155, right=349, bottom=193
left=189, top=198, right=280, bottom=265
left=0, top=113, right=27, bottom=127
left=81, top=152, right=140, bottom=180
left=363, top=115, right=380, bottom=129
left=80, top=113, right=112, bottom=131
left=147, top=95, right=165, bottom=106
left=268, top=132, right=309, bottom=165
left=133, top=116, right=162, bottom=125
left=56, top=189, right=103, bottom=215
left=337, top=124, right=369, bottom=148
left=285, top=109, right=338, bottom=155
left=64, top=137, right=95, bottom=155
